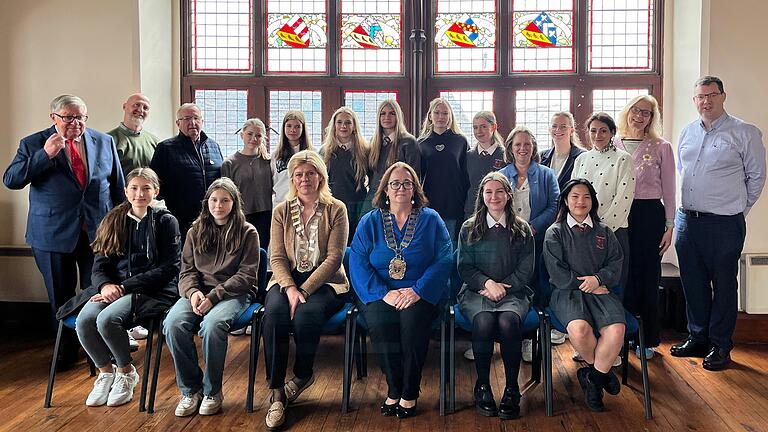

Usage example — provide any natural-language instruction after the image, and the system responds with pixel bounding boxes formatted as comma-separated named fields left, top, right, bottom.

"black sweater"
left=418, top=130, right=470, bottom=219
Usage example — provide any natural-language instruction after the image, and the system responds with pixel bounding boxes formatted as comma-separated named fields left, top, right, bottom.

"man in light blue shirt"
left=671, top=76, right=766, bottom=370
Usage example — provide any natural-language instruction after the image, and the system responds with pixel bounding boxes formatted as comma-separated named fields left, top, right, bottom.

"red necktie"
left=67, top=139, right=86, bottom=189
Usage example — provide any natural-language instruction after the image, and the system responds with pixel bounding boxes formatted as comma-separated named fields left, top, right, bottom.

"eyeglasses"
left=388, top=180, right=415, bottom=190
left=630, top=106, right=653, bottom=118
left=178, top=116, right=202, bottom=122
left=53, top=113, right=88, bottom=123
left=694, top=92, right=723, bottom=101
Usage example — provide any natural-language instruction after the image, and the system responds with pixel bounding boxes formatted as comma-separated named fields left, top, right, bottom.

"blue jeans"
left=76, top=295, right=133, bottom=368
left=163, top=295, right=248, bottom=396
left=675, top=210, right=745, bottom=352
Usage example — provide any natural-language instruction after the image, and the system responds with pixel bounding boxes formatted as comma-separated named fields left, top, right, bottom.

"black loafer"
left=498, top=387, right=520, bottom=420
left=395, top=402, right=417, bottom=419
left=473, top=383, right=498, bottom=417
left=670, top=339, right=710, bottom=358
left=603, top=370, right=621, bottom=395
left=577, top=367, right=604, bottom=412
left=380, top=401, right=398, bottom=416
left=703, top=346, right=731, bottom=371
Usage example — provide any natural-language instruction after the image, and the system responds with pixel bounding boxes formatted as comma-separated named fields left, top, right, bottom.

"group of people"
left=3, top=75, right=765, bottom=425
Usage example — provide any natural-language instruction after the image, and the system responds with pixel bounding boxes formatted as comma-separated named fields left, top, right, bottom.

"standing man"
left=671, top=76, right=766, bottom=370
left=150, top=103, right=223, bottom=236
left=4, top=95, right=125, bottom=368
left=108, top=93, right=159, bottom=177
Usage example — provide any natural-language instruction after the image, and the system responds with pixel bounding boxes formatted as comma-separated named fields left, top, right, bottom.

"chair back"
left=448, top=250, right=462, bottom=303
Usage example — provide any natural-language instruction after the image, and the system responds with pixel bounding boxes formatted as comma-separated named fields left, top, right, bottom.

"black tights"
left=471, top=311, right=522, bottom=389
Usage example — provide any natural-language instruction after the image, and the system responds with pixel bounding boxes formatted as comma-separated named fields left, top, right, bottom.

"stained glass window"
left=266, top=1, right=328, bottom=73
left=340, top=1, right=402, bottom=74
left=592, top=88, right=649, bottom=121
left=194, top=89, right=248, bottom=158
left=511, top=0, right=575, bottom=73
left=268, top=90, right=323, bottom=149
left=439, top=90, right=494, bottom=148
left=434, top=0, right=497, bottom=73
left=514, top=89, right=571, bottom=148
left=190, top=0, right=252, bottom=72
left=344, top=91, right=399, bottom=140
left=588, top=0, right=655, bottom=71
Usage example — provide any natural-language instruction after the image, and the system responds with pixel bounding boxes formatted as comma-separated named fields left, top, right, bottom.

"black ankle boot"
left=473, top=382, right=498, bottom=417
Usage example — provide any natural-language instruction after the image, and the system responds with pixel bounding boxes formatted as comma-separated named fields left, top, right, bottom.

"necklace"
left=381, top=208, right=419, bottom=279
left=290, top=198, right=324, bottom=273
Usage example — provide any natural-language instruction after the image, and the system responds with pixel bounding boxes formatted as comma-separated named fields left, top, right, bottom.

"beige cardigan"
left=268, top=197, right=349, bottom=296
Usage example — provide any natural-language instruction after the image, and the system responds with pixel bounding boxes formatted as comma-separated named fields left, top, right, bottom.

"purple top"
left=616, top=136, right=676, bottom=222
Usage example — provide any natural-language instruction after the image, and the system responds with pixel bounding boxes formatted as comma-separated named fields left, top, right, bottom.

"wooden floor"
left=2, top=330, right=767, bottom=432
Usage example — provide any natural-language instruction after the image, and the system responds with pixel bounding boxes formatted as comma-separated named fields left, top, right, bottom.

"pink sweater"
left=616, top=136, right=676, bottom=222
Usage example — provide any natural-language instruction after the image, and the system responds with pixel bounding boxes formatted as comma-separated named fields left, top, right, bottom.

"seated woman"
left=542, top=178, right=626, bottom=412
left=263, top=150, right=349, bottom=430
left=350, top=162, right=452, bottom=419
left=71, top=168, right=180, bottom=407
left=457, top=172, right=534, bottom=420
left=164, top=177, right=260, bottom=417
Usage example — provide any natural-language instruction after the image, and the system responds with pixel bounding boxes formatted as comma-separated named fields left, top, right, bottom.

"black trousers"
left=360, top=298, right=437, bottom=400
left=245, top=211, right=272, bottom=250
left=614, top=227, right=630, bottom=301
left=262, top=278, right=345, bottom=389
left=626, top=199, right=665, bottom=347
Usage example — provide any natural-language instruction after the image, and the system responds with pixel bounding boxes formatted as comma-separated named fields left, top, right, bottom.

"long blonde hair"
left=287, top=150, right=335, bottom=205
left=550, top=111, right=584, bottom=149
left=239, top=118, right=270, bottom=159
left=472, top=111, right=504, bottom=149
left=321, top=107, right=369, bottom=191
left=617, top=95, right=663, bottom=140
left=368, top=99, right=413, bottom=170
left=91, top=168, right=160, bottom=256
left=190, top=177, right=248, bottom=255
left=274, top=110, right=314, bottom=163
left=419, top=97, right=465, bottom=139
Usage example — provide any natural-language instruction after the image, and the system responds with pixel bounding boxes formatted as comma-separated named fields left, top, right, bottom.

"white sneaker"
left=522, top=339, right=533, bottom=362
left=199, top=392, right=223, bottom=415
left=572, top=351, right=622, bottom=367
left=128, top=334, right=140, bottom=352
left=86, top=368, right=115, bottom=406
left=463, top=347, right=475, bottom=361
left=550, top=329, right=568, bottom=345
left=128, top=326, right=149, bottom=340
left=175, top=392, right=202, bottom=417
left=107, top=366, right=139, bottom=406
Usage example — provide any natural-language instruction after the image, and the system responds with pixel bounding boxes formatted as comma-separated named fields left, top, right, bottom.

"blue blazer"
left=3, top=126, right=125, bottom=253
left=498, top=161, right=560, bottom=236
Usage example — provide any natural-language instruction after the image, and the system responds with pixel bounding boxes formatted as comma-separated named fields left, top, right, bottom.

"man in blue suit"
left=4, top=94, right=125, bottom=367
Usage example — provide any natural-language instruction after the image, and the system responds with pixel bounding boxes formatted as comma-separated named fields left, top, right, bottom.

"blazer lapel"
left=83, top=129, right=97, bottom=185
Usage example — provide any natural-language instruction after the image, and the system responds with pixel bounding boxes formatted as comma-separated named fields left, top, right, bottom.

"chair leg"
left=621, top=338, right=630, bottom=385
left=449, top=308, right=456, bottom=413
left=147, top=324, right=165, bottom=414
left=342, top=311, right=354, bottom=414
left=44, top=321, right=65, bottom=408
left=637, top=317, right=653, bottom=419
left=439, top=313, right=446, bottom=416
left=360, top=328, right=368, bottom=377
left=246, top=308, right=263, bottom=413
left=543, top=316, right=553, bottom=417
left=139, top=318, right=157, bottom=412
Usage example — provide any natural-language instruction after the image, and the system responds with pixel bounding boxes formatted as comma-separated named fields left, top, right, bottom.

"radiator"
left=739, top=254, right=768, bottom=314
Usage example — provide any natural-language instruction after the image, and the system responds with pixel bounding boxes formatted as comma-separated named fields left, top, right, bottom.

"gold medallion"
left=388, top=256, right=407, bottom=280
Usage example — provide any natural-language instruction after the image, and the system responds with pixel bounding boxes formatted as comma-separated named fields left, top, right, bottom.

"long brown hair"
left=371, top=162, right=428, bottom=210
left=189, top=177, right=248, bottom=255
left=321, top=107, right=369, bottom=191
left=465, top=172, right=530, bottom=244
left=368, top=99, right=413, bottom=170
left=91, top=168, right=160, bottom=256
left=504, top=126, right=541, bottom=164
left=274, top=110, right=313, bottom=163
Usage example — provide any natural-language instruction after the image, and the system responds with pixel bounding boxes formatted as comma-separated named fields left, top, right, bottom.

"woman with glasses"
left=540, top=112, right=586, bottom=190
left=418, top=97, right=470, bottom=242
left=321, top=107, right=369, bottom=244
left=365, top=99, right=420, bottom=214
left=615, top=96, right=675, bottom=359
left=263, top=151, right=349, bottom=430
left=497, top=126, right=559, bottom=361
left=458, top=172, right=534, bottom=420
left=350, top=162, right=452, bottom=419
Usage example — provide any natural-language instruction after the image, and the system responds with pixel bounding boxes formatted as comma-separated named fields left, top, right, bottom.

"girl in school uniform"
left=272, top=110, right=315, bottom=207
left=543, top=178, right=626, bottom=412
left=164, top=177, right=260, bottom=417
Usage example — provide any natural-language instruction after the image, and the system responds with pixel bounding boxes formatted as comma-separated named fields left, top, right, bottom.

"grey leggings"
left=76, top=295, right=133, bottom=368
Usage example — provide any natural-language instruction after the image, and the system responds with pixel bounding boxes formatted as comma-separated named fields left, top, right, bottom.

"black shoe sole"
left=476, top=405, right=498, bottom=417
left=702, top=361, right=730, bottom=371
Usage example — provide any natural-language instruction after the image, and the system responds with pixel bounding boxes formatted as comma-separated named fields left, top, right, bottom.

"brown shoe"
left=265, top=400, right=285, bottom=430
left=284, top=375, right=316, bottom=403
